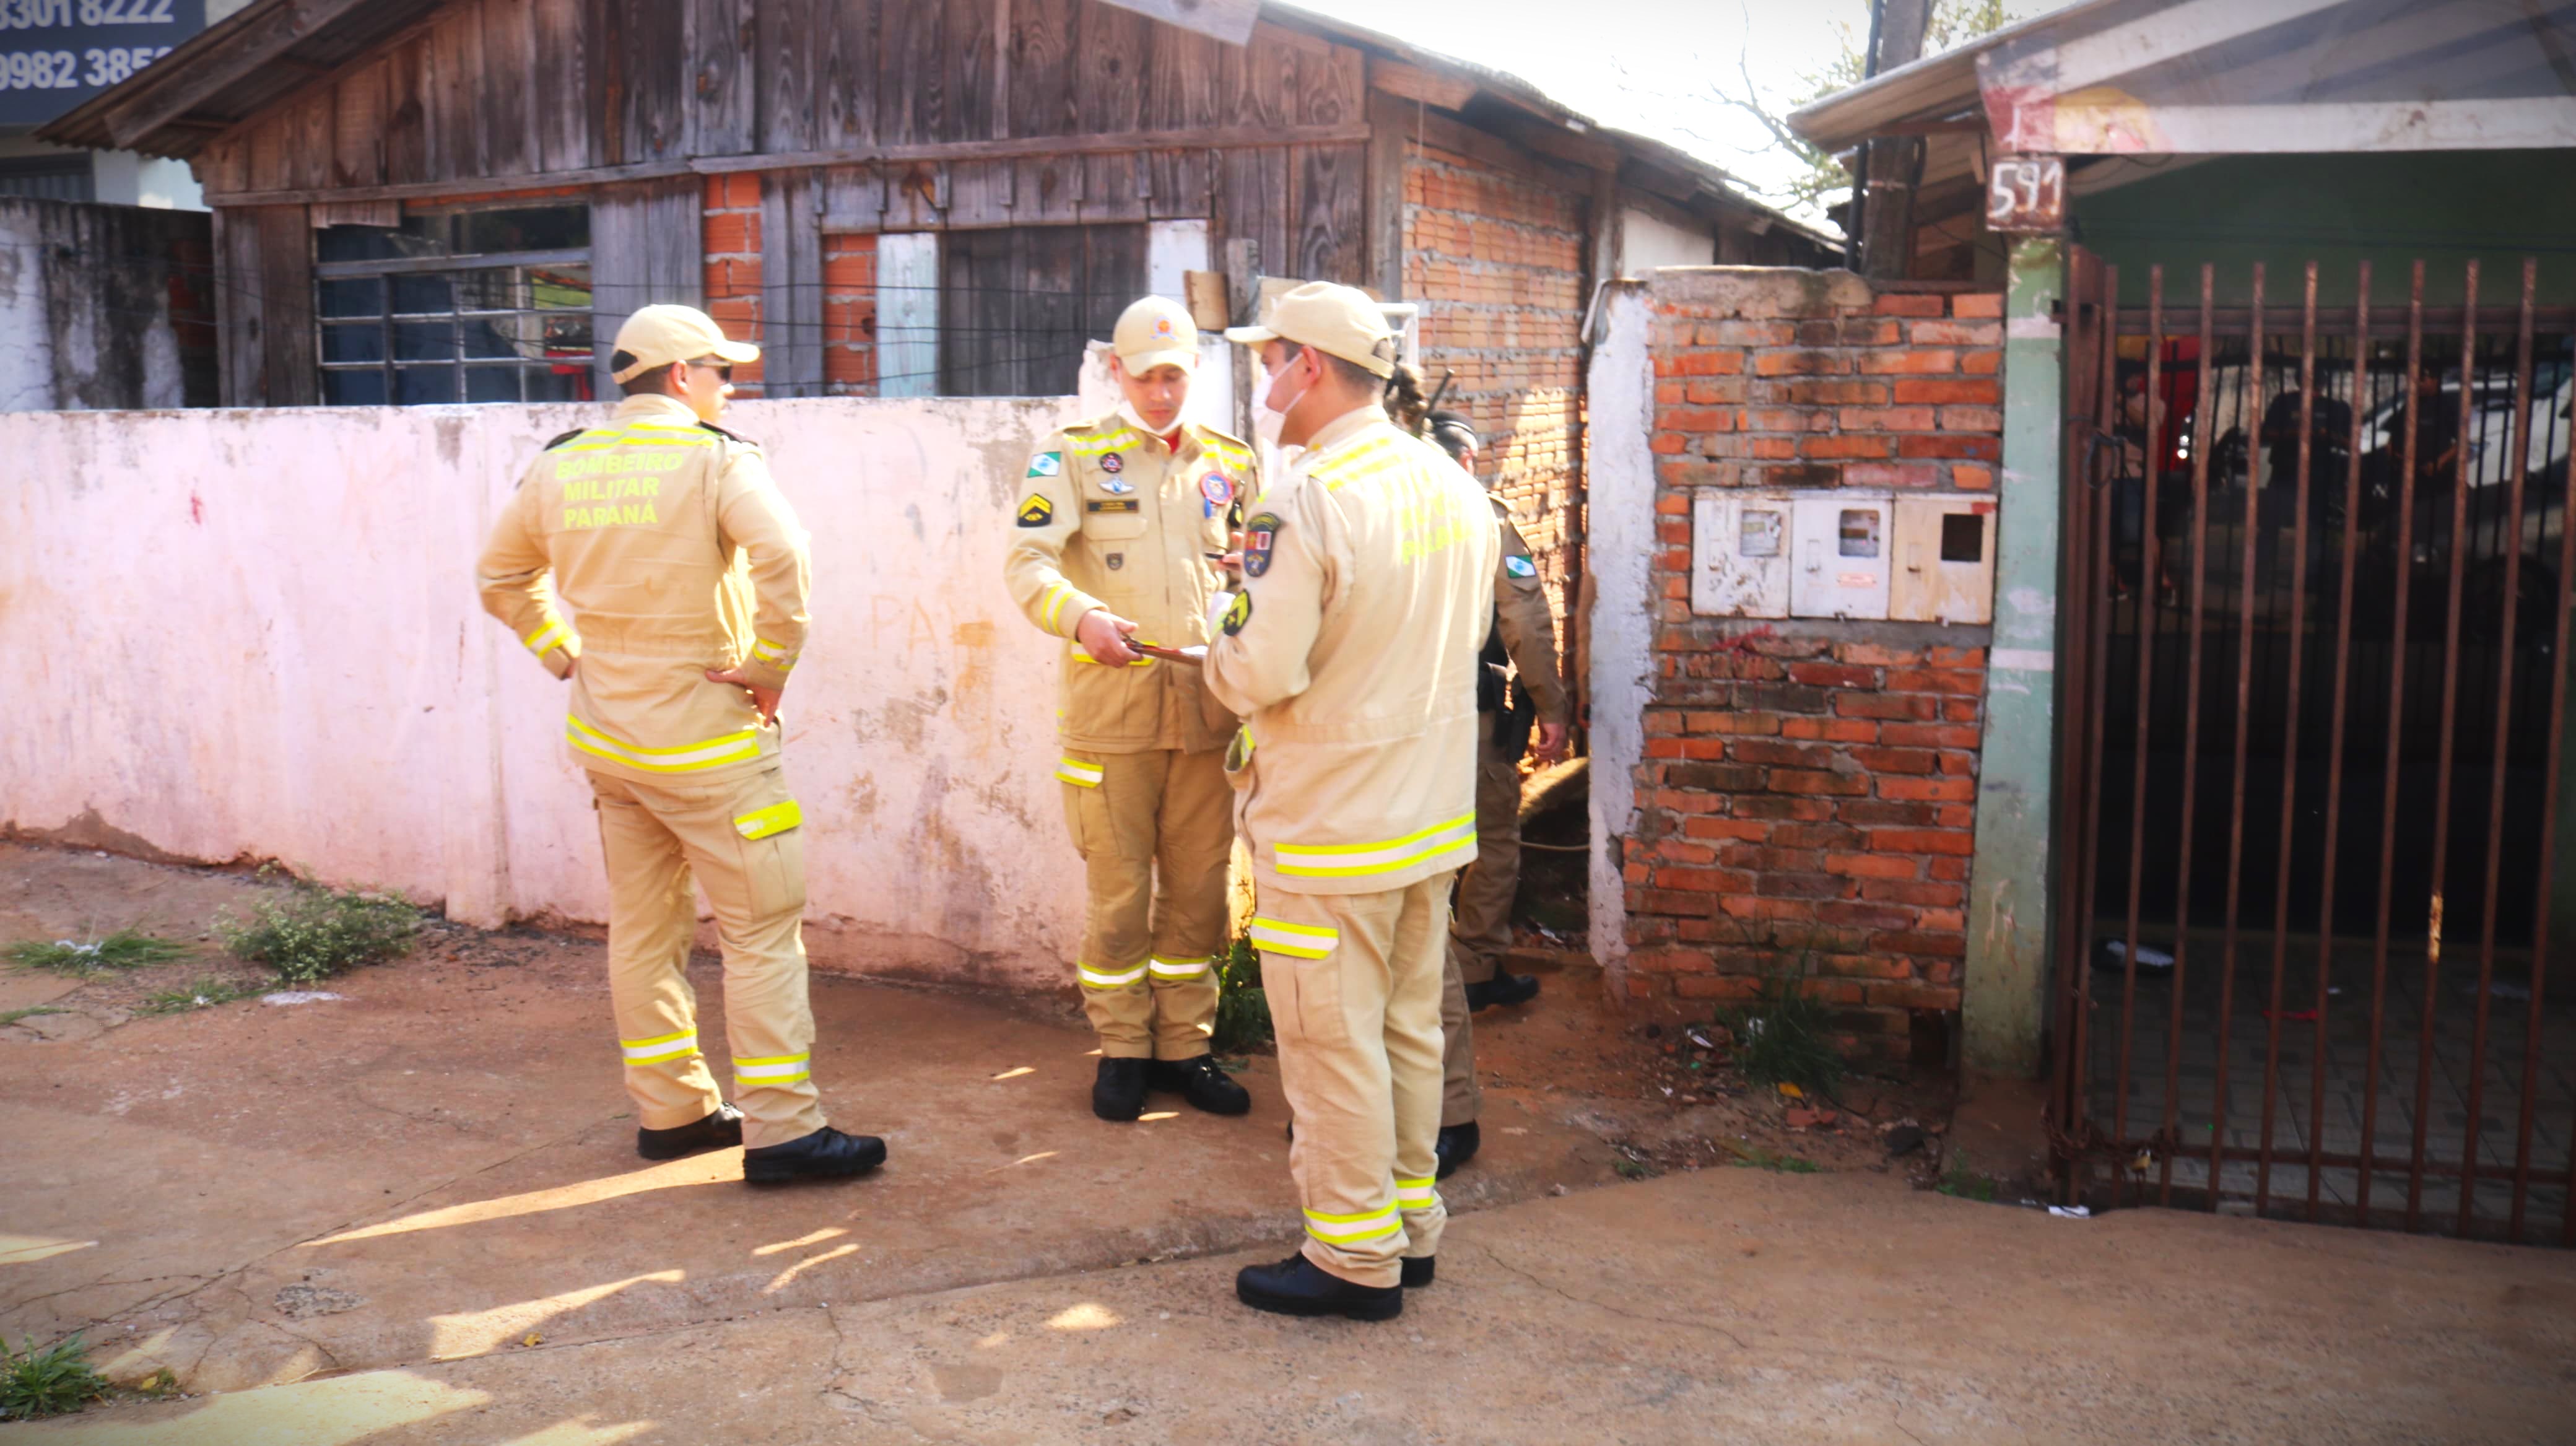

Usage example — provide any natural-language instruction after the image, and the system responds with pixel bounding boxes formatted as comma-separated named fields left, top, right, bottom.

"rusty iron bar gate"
left=2048, top=247, right=2576, bottom=1244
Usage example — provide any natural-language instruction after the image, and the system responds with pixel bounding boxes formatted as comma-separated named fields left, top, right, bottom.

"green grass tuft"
left=1, top=1333, right=109, bottom=1421
left=1734, top=1145, right=1823, bottom=1174
left=1209, top=936, right=1273, bottom=1054
left=0, top=1007, right=67, bottom=1027
left=1721, top=973, right=1846, bottom=1100
left=217, top=878, right=421, bottom=985
left=136, top=977, right=267, bottom=1016
left=1936, top=1148, right=1999, bottom=1202
left=4, top=929, right=186, bottom=976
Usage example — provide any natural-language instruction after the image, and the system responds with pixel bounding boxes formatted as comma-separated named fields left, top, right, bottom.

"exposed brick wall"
left=821, top=233, right=879, bottom=394
left=1622, top=272, right=2005, bottom=1057
left=1403, top=140, right=1588, bottom=651
left=701, top=175, right=765, bottom=393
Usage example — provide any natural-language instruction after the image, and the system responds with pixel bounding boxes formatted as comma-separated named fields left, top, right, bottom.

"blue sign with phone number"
left=0, top=0, right=203, bottom=128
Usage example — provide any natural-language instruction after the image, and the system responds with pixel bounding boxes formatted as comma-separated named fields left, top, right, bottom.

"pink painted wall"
left=0, top=396, right=1095, bottom=987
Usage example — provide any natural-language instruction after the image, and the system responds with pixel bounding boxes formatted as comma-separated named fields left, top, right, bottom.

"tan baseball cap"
left=1112, top=295, right=1198, bottom=373
left=1224, top=281, right=1396, bottom=378
left=611, top=303, right=760, bottom=383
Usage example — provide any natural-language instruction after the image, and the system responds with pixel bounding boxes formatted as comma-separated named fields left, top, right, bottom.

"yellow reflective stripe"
left=1302, top=1204, right=1403, bottom=1243
left=1274, top=813, right=1477, bottom=879
left=733, top=1053, right=811, bottom=1082
left=1056, top=757, right=1103, bottom=788
left=750, top=637, right=795, bottom=671
left=1041, top=581, right=1081, bottom=635
left=1069, top=648, right=1154, bottom=667
left=1148, top=955, right=1211, bottom=978
left=733, top=799, right=802, bottom=840
left=1077, top=960, right=1147, bottom=988
left=523, top=620, right=572, bottom=656
left=1248, top=917, right=1338, bottom=960
left=620, top=1029, right=697, bottom=1065
left=566, top=716, right=762, bottom=773
left=1396, top=1175, right=1439, bottom=1208
left=1068, top=429, right=1142, bottom=456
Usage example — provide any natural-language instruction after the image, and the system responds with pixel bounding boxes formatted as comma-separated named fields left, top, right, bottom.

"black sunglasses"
left=688, top=357, right=734, bottom=382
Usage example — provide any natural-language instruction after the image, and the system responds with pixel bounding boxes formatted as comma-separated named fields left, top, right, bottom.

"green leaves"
left=1, top=1333, right=109, bottom=1421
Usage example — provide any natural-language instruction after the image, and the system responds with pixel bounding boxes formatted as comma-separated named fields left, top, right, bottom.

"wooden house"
left=41, top=0, right=1835, bottom=668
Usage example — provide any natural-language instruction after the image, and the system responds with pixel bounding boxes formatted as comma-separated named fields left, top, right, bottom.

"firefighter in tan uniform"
left=1424, top=411, right=1571, bottom=1180
left=1003, top=296, right=1257, bottom=1123
left=477, top=304, right=883, bottom=1185
left=1208, top=283, right=1499, bottom=1322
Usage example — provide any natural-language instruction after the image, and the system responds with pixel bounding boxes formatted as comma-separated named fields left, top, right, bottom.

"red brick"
left=1683, top=817, right=1772, bottom=842
left=1892, top=377, right=2001, bottom=405
left=1752, top=349, right=1849, bottom=377
left=1884, top=668, right=1984, bottom=696
left=1717, top=844, right=1826, bottom=873
left=1870, top=930, right=1967, bottom=958
left=1728, top=738, right=1834, bottom=768
left=1629, top=947, right=1715, bottom=975
left=1949, top=292, right=2004, bottom=319
left=1909, top=319, right=2002, bottom=346
left=1860, top=879, right=1963, bottom=907
left=1852, top=746, right=1936, bottom=774
left=1881, top=723, right=1982, bottom=749
left=1799, top=978, right=1868, bottom=1005
left=1780, top=716, right=1879, bottom=743
left=1686, top=710, right=1780, bottom=736
left=1640, top=889, right=1720, bottom=917
left=1918, top=908, right=1966, bottom=932
left=1835, top=642, right=1921, bottom=668
left=1939, top=405, right=2004, bottom=432
left=1771, top=769, right=1871, bottom=797
left=1754, top=871, right=1850, bottom=899
left=1879, top=776, right=1977, bottom=803
left=1788, top=661, right=1876, bottom=689
left=1671, top=351, right=1744, bottom=377
left=1827, top=851, right=1917, bottom=879
left=1837, top=406, right=1938, bottom=432
left=1840, top=799, right=1938, bottom=827
left=1871, top=292, right=1946, bottom=317
left=1929, top=856, right=1972, bottom=881
left=1657, top=867, right=1759, bottom=893
left=1859, top=349, right=1956, bottom=375
left=1868, top=980, right=1964, bottom=1009
left=1653, top=492, right=1691, bottom=515
left=1771, top=821, right=1863, bottom=850
left=1869, top=828, right=1974, bottom=856
left=1960, top=349, right=2003, bottom=375
left=823, top=248, right=876, bottom=290
left=1773, top=378, right=1887, bottom=405
left=1802, top=434, right=1894, bottom=460
left=1734, top=795, right=1834, bottom=822
left=1952, top=464, right=1996, bottom=490
left=1843, top=462, right=1944, bottom=490
left=1835, top=692, right=1938, bottom=721
left=703, top=211, right=759, bottom=255
left=1941, top=698, right=1982, bottom=722
left=1896, top=433, right=2002, bottom=461
left=1660, top=406, right=1739, bottom=433
left=1675, top=975, right=1766, bottom=1001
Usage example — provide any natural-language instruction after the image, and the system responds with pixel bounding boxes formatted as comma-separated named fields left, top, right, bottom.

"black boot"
left=1435, top=1120, right=1481, bottom=1180
left=636, top=1102, right=743, bottom=1161
left=1401, top=1256, right=1435, bottom=1287
left=742, top=1126, right=886, bottom=1184
left=1093, top=1056, right=1149, bottom=1122
left=1235, top=1253, right=1403, bottom=1321
left=1149, top=1055, right=1251, bottom=1115
left=1464, top=972, right=1539, bottom=1011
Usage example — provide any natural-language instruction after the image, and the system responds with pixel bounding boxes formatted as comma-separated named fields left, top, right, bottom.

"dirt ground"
left=6, top=842, right=2575, bottom=1444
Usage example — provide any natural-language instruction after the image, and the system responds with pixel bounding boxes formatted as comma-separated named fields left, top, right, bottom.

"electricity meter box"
left=1790, top=493, right=1893, bottom=620
left=1890, top=497, right=1998, bottom=624
left=1690, top=490, right=1792, bottom=618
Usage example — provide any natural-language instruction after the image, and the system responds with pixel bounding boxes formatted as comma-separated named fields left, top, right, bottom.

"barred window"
left=315, top=204, right=594, bottom=406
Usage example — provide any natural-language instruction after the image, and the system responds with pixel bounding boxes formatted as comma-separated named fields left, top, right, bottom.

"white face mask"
left=1254, top=360, right=1302, bottom=451
left=1115, top=398, right=1167, bottom=438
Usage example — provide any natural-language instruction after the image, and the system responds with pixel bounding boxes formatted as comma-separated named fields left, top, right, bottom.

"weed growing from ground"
left=1210, top=936, right=1272, bottom=1054
left=1937, top=1148, right=1998, bottom=1202
left=136, top=977, right=268, bottom=1015
left=0, top=1007, right=66, bottom=1027
left=1734, top=1145, right=1823, bottom=1174
left=1721, top=973, right=1845, bottom=1100
left=4, top=930, right=185, bottom=976
left=217, top=875, right=421, bottom=985
left=0, top=1333, right=108, bottom=1421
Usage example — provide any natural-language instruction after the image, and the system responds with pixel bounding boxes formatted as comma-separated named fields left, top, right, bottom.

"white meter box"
left=1891, top=497, right=1998, bottom=624
left=1790, top=494, right=1893, bottom=620
left=1690, top=490, right=1792, bottom=618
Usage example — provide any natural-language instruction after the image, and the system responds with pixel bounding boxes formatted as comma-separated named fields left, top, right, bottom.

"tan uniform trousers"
left=1062, top=746, right=1233, bottom=1060
left=590, top=765, right=827, bottom=1151
left=1253, top=873, right=1453, bottom=1289
left=1439, top=711, right=1521, bottom=1125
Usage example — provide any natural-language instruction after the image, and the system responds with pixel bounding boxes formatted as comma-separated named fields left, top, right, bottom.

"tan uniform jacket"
left=1003, top=414, right=1256, bottom=754
left=476, top=393, right=812, bottom=786
left=1491, top=499, right=1569, bottom=727
left=1204, top=407, right=1500, bottom=895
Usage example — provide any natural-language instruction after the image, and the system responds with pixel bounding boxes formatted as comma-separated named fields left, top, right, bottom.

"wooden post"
left=1857, top=0, right=1930, bottom=281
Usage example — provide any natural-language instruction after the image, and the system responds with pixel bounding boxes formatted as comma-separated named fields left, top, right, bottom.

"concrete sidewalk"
left=7, top=845, right=2575, bottom=1443
left=16, top=1165, right=2576, bottom=1444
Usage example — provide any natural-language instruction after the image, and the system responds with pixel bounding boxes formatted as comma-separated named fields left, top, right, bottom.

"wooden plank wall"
left=212, top=204, right=318, bottom=407
left=590, top=176, right=708, bottom=392
left=194, top=0, right=1380, bottom=403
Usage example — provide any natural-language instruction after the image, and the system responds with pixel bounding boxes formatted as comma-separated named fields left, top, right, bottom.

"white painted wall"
left=0, top=395, right=1099, bottom=987
left=1585, top=281, right=1655, bottom=991
left=1619, top=206, right=1715, bottom=277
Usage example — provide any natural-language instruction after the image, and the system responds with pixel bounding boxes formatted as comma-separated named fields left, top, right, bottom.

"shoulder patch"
left=697, top=420, right=757, bottom=445
left=542, top=428, right=588, bottom=451
left=1028, top=450, right=1063, bottom=478
left=1505, top=554, right=1538, bottom=578
left=1242, top=512, right=1283, bottom=579
left=1017, top=494, right=1056, bottom=528
left=1221, top=591, right=1253, bottom=637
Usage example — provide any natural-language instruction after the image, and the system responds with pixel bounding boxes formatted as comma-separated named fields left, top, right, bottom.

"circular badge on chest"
left=1200, top=472, right=1234, bottom=507
left=1101, top=452, right=1124, bottom=474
